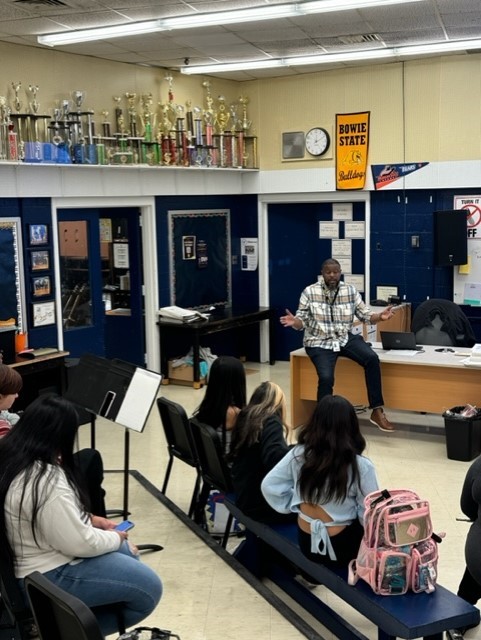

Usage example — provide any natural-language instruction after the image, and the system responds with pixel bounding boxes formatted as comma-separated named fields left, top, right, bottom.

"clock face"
left=305, top=127, right=330, bottom=157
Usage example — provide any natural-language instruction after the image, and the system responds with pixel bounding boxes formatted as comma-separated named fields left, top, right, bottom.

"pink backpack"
left=348, top=489, right=443, bottom=596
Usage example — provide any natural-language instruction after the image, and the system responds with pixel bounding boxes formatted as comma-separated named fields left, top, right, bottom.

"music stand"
left=65, top=354, right=163, bottom=551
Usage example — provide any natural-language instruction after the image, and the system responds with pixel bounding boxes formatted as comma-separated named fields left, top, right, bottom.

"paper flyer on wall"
left=241, top=237, right=258, bottom=271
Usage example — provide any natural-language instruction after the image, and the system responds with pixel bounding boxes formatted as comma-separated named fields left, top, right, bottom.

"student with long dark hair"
left=261, top=395, right=379, bottom=566
left=230, top=381, right=296, bottom=524
left=0, top=363, right=107, bottom=517
left=193, top=355, right=247, bottom=452
left=0, top=394, right=162, bottom=636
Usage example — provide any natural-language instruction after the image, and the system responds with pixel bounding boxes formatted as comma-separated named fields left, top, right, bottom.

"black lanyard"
left=325, top=286, right=340, bottom=323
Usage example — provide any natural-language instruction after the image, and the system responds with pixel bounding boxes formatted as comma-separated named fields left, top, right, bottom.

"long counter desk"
left=291, top=344, right=479, bottom=426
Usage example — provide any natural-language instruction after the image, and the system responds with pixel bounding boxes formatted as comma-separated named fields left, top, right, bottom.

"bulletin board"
left=168, top=209, right=232, bottom=309
left=453, top=196, right=481, bottom=306
left=0, top=218, right=26, bottom=331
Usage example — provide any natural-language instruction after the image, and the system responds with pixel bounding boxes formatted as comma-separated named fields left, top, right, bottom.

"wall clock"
left=305, top=127, right=330, bottom=157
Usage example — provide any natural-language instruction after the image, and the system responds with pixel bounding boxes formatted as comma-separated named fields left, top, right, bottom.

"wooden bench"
left=226, top=500, right=480, bottom=640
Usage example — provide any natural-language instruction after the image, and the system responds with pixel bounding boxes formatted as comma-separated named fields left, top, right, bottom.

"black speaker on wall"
left=434, top=209, right=468, bottom=266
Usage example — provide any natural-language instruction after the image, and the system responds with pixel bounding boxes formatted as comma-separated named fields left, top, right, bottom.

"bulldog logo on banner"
left=336, top=112, right=370, bottom=190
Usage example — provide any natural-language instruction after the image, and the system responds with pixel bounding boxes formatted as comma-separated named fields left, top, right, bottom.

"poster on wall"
left=113, top=242, right=129, bottom=268
left=335, top=112, right=370, bottom=190
left=241, top=238, right=258, bottom=271
left=182, top=235, right=196, bottom=260
left=197, top=239, right=208, bottom=269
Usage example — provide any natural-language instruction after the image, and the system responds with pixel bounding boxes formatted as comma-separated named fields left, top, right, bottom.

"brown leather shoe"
left=369, top=408, right=395, bottom=432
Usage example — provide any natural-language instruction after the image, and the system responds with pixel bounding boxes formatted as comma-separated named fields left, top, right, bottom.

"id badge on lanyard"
left=327, top=287, right=340, bottom=352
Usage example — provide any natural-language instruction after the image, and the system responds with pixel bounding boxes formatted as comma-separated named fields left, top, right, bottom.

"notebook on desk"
left=380, top=331, right=422, bottom=351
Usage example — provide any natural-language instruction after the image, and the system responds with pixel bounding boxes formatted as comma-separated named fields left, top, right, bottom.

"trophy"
left=61, top=99, right=71, bottom=120
left=113, top=96, right=126, bottom=135
left=140, top=93, right=155, bottom=142
left=101, top=110, right=111, bottom=138
left=239, top=95, right=252, bottom=133
left=193, top=106, right=203, bottom=148
left=125, top=92, right=138, bottom=137
left=215, top=96, right=229, bottom=167
left=174, top=104, right=185, bottom=165
left=51, top=108, right=64, bottom=145
left=72, top=90, right=86, bottom=111
left=11, top=82, right=22, bottom=113
left=0, top=97, right=8, bottom=160
left=215, top=96, right=229, bottom=134
left=202, top=81, right=215, bottom=146
left=28, top=84, right=40, bottom=115
left=10, top=83, right=23, bottom=159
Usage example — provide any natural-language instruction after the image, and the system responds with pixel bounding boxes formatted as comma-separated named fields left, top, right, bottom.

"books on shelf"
left=159, top=305, right=209, bottom=323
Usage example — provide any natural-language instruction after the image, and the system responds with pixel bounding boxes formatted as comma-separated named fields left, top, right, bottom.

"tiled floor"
left=74, top=361, right=479, bottom=640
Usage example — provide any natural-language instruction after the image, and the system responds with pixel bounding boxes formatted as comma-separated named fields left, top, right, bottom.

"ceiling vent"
left=338, top=34, right=383, bottom=45
left=14, top=0, right=68, bottom=6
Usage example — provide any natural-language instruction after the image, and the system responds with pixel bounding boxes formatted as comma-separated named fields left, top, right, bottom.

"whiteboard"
left=453, top=242, right=481, bottom=306
left=453, top=195, right=481, bottom=305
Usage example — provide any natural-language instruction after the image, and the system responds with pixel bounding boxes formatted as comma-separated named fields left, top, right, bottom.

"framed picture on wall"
left=31, top=275, right=51, bottom=298
left=32, top=300, right=55, bottom=327
left=28, top=224, right=48, bottom=246
left=30, top=250, right=50, bottom=271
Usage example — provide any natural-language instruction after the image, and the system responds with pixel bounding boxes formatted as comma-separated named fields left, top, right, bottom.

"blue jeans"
left=305, top=332, right=384, bottom=408
left=24, top=542, right=162, bottom=636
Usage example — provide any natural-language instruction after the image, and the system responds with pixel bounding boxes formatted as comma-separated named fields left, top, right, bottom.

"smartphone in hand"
left=115, top=520, right=135, bottom=532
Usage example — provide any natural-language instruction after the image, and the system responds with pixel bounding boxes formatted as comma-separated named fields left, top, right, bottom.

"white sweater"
left=5, top=463, right=121, bottom=578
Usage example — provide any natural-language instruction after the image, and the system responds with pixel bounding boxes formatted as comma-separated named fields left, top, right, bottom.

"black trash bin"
left=443, top=406, right=481, bottom=462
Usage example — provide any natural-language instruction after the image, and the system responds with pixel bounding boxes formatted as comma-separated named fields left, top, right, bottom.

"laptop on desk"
left=380, top=331, right=423, bottom=351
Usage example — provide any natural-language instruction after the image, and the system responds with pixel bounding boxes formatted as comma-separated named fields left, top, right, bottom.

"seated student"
left=0, top=364, right=107, bottom=517
left=229, top=381, right=296, bottom=524
left=193, top=355, right=247, bottom=453
left=261, top=395, right=379, bottom=567
left=0, top=365, right=23, bottom=437
left=0, top=394, right=162, bottom=637
left=448, top=456, right=481, bottom=640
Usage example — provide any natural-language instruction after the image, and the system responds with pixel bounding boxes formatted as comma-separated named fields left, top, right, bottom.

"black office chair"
left=412, top=299, right=476, bottom=347
left=25, top=571, right=105, bottom=640
left=157, top=397, right=202, bottom=518
left=189, top=417, right=235, bottom=548
left=0, top=546, right=36, bottom=640
left=24, top=572, right=130, bottom=640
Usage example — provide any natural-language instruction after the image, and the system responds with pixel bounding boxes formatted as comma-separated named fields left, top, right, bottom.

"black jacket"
left=230, top=415, right=294, bottom=523
left=412, top=299, right=475, bottom=347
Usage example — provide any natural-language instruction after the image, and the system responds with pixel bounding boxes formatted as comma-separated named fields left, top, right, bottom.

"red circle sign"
left=461, top=204, right=481, bottom=228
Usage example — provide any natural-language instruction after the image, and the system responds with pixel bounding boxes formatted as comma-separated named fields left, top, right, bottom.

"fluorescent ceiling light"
left=396, top=39, right=481, bottom=55
left=38, top=20, right=161, bottom=46
left=183, top=59, right=286, bottom=74
left=38, top=0, right=424, bottom=46
left=181, top=38, right=481, bottom=74
left=160, top=0, right=424, bottom=29
left=161, top=5, right=298, bottom=28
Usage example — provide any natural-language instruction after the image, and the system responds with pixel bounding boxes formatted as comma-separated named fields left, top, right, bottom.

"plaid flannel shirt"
left=295, top=278, right=373, bottom=349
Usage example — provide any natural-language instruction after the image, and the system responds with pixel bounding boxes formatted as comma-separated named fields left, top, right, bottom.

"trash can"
left=443, top=406, right=481, bottom=461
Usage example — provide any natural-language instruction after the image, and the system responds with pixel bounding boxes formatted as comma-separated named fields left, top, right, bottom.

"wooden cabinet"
left=354, top=303, right=411, bottom=341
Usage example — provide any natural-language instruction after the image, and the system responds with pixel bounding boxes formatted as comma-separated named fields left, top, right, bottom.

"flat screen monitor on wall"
left=434, top=210, right=468, bottom=266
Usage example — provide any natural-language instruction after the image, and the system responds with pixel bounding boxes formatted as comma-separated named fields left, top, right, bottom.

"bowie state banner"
left=371, top=162, right=429, bottom=190
left=336, top=112, right=370, bottom=190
